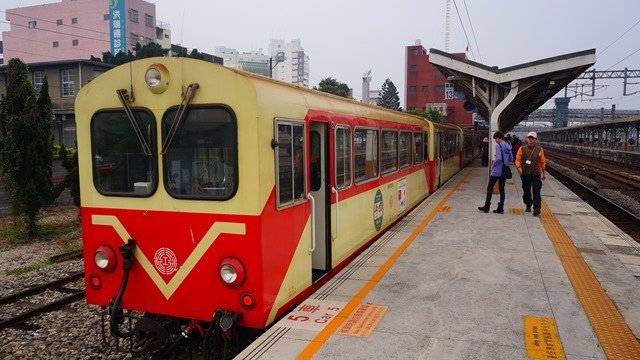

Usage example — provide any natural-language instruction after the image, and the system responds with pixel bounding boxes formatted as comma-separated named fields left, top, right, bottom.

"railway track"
left=546, top=151, right=640, bottom=192
left=0, top=271, right=85, bottom=331
left=546, top=165, right=640, bottom=243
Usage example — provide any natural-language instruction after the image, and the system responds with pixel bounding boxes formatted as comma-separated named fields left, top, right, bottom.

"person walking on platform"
left=478, top=131, right=513, bottom=214
left=480, top=137, right=489, bottom=166
left=515, top=131, right=546, bottom=216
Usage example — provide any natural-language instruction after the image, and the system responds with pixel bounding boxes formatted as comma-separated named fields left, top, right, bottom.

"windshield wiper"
left=161, top=83, right=199, bottom=154
left=116, top=89, right=152, bottom=156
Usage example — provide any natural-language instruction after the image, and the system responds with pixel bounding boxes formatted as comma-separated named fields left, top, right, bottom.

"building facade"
left=214, top=46, right=270, bottom=77
left=2, top=0, right=165, bottom=63
left=269, top=39, right=310, bottom=87
left=405, top=42, right=473, bottom=127
left=0, top=59, right=115, bottom=147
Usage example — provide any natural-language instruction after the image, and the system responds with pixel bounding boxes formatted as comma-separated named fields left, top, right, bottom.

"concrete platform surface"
left=238, top=161, right=640, bottom=360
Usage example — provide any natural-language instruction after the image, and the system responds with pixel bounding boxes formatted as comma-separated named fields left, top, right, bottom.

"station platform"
left=238, top=161, right=640, bottom=360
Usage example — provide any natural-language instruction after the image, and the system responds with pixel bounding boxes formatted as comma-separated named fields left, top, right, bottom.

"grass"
left=0, top=205, right=82, bottom=275
left=5, top=262, right=47, bottom=276
left=0, top=205, right=80, bottom=248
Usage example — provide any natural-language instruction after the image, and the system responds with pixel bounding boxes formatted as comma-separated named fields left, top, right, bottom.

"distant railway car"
left=77, top=57, right=476, bottom=357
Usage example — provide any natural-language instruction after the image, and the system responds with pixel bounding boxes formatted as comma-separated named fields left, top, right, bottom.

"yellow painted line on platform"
left=540, top=200, right=640, bottom=360
left=297, top=169, right=475, bottom=359
left=523, top=316, right=566, bottom=360
left=440, top=205, right=452, bottom=213
left=337, top=304, right=388, bottom=337
left=510, top=208, right=524, bottom=215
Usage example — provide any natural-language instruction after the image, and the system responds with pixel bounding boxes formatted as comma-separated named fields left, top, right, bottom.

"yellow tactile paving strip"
left=297, top=170, right=475, bottom=359
left=540, top=200, right=640, bottom=359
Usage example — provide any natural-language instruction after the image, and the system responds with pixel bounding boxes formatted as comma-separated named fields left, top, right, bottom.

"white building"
left=214, top=46, right=270, bottom=77
left=269, top=39, right=310, bottom=87
left=368, top=89, right=382, bottom=105
left=155, top=21, right=172, bottom=50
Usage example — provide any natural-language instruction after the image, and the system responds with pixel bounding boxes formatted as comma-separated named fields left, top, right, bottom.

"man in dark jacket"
left=515, top=131, right=546, bottom=216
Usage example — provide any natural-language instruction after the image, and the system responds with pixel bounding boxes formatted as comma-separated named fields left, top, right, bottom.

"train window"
left=310, top=131, right=321, bottom=192
left=275, top=120, right=306, bottom=208
left=163, top=107, right=237, bottom=200
left=399, top=131, right=412, bottom=169
left=91, top=110, right=157, bottom=196
left=424, top=132, right=429, bottom=161
left=414, top=132, right=424, bottom=164
left=335, top=126, right=352, bottom=189
left=354, top=128, right=379, bottom=184
left=381, top=130, right=398, bottom=175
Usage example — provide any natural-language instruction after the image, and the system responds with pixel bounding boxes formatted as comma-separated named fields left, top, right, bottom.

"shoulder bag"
left=500, top=145, right=512, bottom=179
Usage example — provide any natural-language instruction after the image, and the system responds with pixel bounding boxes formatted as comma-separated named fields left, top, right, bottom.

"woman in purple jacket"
left=478, top=131, right=513, bottom=214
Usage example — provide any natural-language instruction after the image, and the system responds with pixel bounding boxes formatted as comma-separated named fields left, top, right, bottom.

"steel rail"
left=0, top=291, right=85, bottom=331
left=546, top=164, right=640, bottom=242
left=0, top=271, right=84, bottom=304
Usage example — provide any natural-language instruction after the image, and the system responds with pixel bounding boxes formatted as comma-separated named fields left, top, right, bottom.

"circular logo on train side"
left=373, top=189, right=383, bottom=231
left=154, top=247, right=178, bottom=275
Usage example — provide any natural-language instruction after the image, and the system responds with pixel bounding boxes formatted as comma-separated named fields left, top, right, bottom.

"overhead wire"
left=451, top=0, right=475, bottom=61
left=604, top=47, right=640, bottom=71
left=0, top=9, right=111, bottom=37
left=1, top=8, right=324, bottom=91
left=597, top=17, right=640, bottom=59
left=461, top=0, right=482, bottom=63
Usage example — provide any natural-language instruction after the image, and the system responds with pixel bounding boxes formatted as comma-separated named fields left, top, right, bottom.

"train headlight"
left=94, top=245, right=117, bottom=273
left=219, top=257, right=246, bottom=288
left=144, top=64, right=170, bottom=94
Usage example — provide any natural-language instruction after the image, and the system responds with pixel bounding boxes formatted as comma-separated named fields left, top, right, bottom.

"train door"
left=309, top=122, right=331, bottom=282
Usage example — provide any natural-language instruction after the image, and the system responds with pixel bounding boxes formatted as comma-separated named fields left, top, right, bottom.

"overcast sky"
left=2, top=0, right=640, bottom=110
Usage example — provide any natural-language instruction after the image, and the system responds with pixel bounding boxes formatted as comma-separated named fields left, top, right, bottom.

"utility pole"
left=269, top=51, right=285, bottom=79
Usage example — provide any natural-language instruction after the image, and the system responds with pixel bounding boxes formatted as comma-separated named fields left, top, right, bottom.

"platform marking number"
left=374, top=189, right=383, bottom=231
left=444, top=82, right=454, bottom=100
left=280, top=299, right=345, bottom=331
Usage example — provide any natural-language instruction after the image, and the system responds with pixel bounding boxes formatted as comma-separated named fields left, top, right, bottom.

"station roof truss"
left=539, top=115, right=640, bottom=134
left=429, top=48, right=596, bottom=132
left=538, top=116, right=640, bottom=151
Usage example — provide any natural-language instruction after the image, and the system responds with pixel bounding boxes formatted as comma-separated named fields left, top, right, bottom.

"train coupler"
left=203, top=310, right=242, bottom=360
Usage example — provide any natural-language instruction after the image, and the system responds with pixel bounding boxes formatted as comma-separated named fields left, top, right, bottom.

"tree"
left=377, top=78, right=401, bottom=110
left=133, top=42, right=168, bottom=58
left=424, top=107, right=447, bottom=123
left=53, top=144, right=80, bottom=207
left=314, top=78, right=351, bottom=98
left=406, top=108, right=446, bottom=123
left=101, top=50, right=135, bottom=65
left=0, top=59, right=54, bottom=237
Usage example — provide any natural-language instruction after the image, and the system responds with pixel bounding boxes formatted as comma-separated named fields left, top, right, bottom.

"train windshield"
left=162, top=107, right=237, bottom=200
left=91, top=110, right=157, bottom=196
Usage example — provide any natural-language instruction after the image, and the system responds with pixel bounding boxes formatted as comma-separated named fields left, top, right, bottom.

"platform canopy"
left=429, top=48, right=596, bottom=132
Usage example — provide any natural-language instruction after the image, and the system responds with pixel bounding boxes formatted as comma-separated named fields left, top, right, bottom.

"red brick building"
left=405, top=43, right=473, bottom=128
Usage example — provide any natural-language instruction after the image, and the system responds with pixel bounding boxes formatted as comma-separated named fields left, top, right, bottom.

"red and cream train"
left=76, top=57, right=478, bottom=356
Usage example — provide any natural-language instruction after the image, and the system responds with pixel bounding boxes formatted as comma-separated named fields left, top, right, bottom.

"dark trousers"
left=521, top=174, right=542, bottom=210
left=484, top=176, right=506, bottom=208
left=481, top=154, right=488, bottom=166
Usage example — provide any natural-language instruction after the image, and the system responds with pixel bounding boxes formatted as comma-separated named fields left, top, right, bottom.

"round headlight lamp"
left=94, top=245, right=117, bottom=273
left=219, top=257, right=246, bottom=288
left=145, top=68, right=161, bottom=87
left=144, top=64, right=170, bottom=94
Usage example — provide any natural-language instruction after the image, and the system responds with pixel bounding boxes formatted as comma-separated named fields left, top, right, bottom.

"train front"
left=76, top=58, right=265, bottom=356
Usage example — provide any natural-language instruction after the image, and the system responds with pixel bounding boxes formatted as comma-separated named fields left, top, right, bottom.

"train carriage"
left=77, top=57, right=474, bottom=356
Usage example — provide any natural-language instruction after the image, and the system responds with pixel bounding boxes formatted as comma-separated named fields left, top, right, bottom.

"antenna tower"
left=445, top=0, right=451, bottom=52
